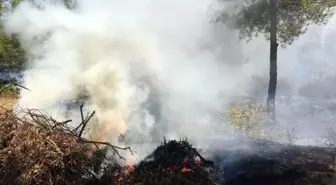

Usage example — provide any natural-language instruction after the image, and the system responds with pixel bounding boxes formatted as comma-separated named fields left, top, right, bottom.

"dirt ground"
left=0, top=95, right=18, bottom=113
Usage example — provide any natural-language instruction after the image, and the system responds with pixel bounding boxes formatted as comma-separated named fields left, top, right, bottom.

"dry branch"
left=0, top=79, right=30, bottom=94
left=0, top=99, right=134, bottom=185
left=78, top=111, right=95, bottom=137
left=80, top=140, right=133, bottom=161
left=0, top=111, right=94, bottom=185
left=73, top=102, right=96, bottom=138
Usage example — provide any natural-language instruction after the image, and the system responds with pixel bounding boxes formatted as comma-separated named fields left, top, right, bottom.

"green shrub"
left=0, top=83, right=20, bottom=96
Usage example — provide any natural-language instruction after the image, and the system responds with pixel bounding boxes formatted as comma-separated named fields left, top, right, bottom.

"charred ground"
left=1, top=106, right=336, bottom=185
left=0, top=81, right=336, bottom=185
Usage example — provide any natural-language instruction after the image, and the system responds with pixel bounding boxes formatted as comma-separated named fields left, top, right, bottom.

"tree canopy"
left=0, top=25, right=26, bottom=71
left=216, top=0, right=336, bottom=46
left=0, top=0, right=76, bottom=71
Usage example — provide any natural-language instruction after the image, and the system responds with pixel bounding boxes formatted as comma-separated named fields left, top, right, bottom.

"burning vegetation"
left=2, top=80, right=336, bottom=185
left=119, top=139, right=216, bottom=185
left=0, top=96, right=218, bottom=185
left=2, top=0, right=336, bottom=184
left=1, top=82, right=336, bottom=185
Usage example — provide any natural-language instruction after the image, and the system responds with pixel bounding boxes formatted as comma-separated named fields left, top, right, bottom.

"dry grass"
left=0, top=95, right=18, bottom=113
left=226, top=101, right=267, bottom=135
left=224, top=101, right=294, bottom=143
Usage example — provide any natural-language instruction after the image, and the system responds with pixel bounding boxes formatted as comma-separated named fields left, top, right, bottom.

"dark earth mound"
left=96, top=139, right=218, bottom=185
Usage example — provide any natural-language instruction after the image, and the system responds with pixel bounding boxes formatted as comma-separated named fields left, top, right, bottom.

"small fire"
left=125, top=164, right=135, bottom=175
left=181, top=167, right=193, bottom=173
left=90, top=109, right=126, bottom=146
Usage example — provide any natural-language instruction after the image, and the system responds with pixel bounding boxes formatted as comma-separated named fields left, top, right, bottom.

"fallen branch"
left=80, top=139, right=133, bottom=161
left=51, top=119, right=73, bottom=129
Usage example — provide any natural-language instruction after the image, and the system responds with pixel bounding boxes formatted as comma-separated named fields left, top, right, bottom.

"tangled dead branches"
left=0, top=101, right=133, bottom=185
left=0, top=107, right=218, bottom=185
left=0, top=80, right=215, bottom=185
left=16, top=102, right=133, bottom=160
left=0, top=111, right=94, bottom=185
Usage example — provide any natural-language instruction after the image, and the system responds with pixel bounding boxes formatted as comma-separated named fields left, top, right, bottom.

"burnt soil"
left=95, top=138, right=336, bottom=185
left=1, top=109, right=336, bottom=185
left=210, top=138, right=336, bottom=185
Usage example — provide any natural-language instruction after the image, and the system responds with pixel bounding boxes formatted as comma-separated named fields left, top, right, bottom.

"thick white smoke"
left=4, top=0, right=336, bottom=162
left=3, top=0, right=259, bottom=161
left=4, top=1, right=162, bottom=142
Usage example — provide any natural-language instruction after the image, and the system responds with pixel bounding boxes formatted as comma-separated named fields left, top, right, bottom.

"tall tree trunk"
left=267, top=0, right=278, bottom=122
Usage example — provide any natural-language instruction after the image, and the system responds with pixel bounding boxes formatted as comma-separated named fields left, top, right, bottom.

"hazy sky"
left=276, top=14, right=336, bottom=89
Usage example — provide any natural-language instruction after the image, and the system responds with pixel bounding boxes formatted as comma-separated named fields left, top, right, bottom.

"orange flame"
left=181, top=167, right=192, bottom=173
left=125, top=164, right=135, bottom=175
left=91, top=108, right=126, bottom=147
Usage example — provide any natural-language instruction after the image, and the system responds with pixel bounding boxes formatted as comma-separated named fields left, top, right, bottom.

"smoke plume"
left=3, top=0, right=336, bottom=162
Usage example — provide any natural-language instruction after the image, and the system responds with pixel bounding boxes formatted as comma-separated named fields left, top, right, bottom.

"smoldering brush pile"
left=0, top=103, right=217, bottom=185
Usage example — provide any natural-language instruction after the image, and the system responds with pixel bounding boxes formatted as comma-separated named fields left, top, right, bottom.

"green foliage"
left=0, top=0, right=76, bottom=71
left=0, top=83, right=20, bottom=95
left=216, top=0, right=336, bottom=46
left=64, top=0, right=77, bottom=9
left=0, top=30, right=26, bottom=70
left=11, top=0, right=22, bottom=8
left=0, top=0, right=26, bottom=71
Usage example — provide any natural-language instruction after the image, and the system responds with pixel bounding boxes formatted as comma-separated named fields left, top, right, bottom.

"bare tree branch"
left=80, top=139, right=133, bottom=161
left=0, top=79, right=30, bottom=94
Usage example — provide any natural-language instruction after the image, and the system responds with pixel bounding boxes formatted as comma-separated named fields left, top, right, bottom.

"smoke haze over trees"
left=1, top=0, right=336, bottom=158
left=215, top=0, right=336, bottom=121
left=2, top=1, right=336, bottom=184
